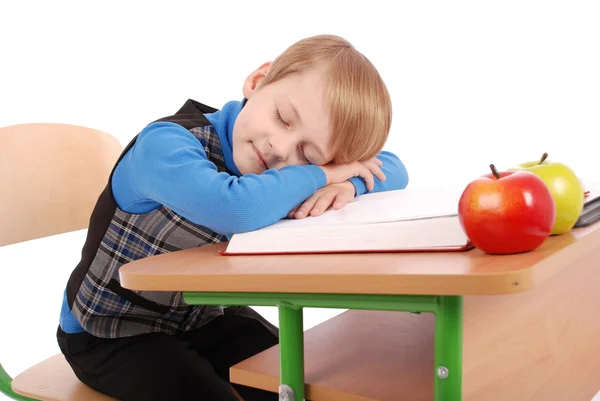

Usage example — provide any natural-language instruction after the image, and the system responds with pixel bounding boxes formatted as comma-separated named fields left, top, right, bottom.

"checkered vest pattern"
left=66, top=100, right=230, bottom=338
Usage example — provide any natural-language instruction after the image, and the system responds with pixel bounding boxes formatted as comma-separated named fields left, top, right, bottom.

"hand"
left=288, top=181, right=356, bottom=219
left=320, top=157, right=385, bottom=191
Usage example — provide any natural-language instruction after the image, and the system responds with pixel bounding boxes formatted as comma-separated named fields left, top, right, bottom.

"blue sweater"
left=59, top=99, right=409, bottom=333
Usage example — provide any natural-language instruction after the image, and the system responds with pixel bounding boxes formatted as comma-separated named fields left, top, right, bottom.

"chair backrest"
left=0, top=123, right=123, bottom=246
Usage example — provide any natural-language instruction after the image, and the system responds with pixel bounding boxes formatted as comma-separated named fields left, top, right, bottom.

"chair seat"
left=11, top=354, right=116, bottom=401
left=230, top=310, right=435, bottom=401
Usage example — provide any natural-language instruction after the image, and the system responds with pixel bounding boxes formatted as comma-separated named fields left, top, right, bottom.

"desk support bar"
left=434, top=296, right=463, bottom=401
left=183, top=292, right=439, bottom=313
left=183, top=292, right=463, bottom=401
left=278, top=305, right=304, bottom=401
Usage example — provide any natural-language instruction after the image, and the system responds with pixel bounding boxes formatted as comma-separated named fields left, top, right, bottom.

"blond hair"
left=258, top=34, right=392, bottom=163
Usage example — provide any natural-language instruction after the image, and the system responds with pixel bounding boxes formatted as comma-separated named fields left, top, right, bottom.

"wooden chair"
left=0, top=123, right=123, bottom=400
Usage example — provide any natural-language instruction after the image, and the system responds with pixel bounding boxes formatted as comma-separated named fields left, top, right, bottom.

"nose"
left=268, top=135, right=296, bottom=163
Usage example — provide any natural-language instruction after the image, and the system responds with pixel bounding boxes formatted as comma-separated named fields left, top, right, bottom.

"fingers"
left=294, top=194, right=320, bottom=219
left=287, top=205, right=300, bottom=219
left=321, top=158, right=385, bottom=188
left=310, top=191, right=338, bottom=216
left=333, top=191, right=353, bottom=210
left=362, top=159, right=386, bottom=182
left=300, top=188, right=350, bottom=217
left=366, top=156, right=382, bottom=166
left=357, top=163, right=376, bottom=191
left=289, top=184, right=354, bottom=219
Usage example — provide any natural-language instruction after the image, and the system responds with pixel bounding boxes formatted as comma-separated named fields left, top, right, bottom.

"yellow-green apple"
left=509, top=153, right=583, bottom=235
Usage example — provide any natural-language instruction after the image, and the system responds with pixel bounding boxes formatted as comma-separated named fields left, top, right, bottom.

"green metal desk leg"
left=434, top=295, right=464, bottom=401
left=278, top=304, right=305, bottom=401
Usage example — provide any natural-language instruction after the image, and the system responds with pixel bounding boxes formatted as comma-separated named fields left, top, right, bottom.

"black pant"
left=57, top=306, right=279, bottom=401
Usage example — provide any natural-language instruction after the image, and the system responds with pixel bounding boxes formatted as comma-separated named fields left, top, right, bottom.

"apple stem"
left=489, top=164, right=500, bottom=179
left=539, top=152, right=548, bottom=164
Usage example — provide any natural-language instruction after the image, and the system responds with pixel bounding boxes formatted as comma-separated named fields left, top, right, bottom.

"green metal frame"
left=0, top=363, right=37, bottom=400
left=1, top=292, right=463, bottom=401
left=183, top=292, right=463, bottom=401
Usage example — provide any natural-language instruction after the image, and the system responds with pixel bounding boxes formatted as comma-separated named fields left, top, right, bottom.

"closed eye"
left=275, top=109, right=289, bottom=126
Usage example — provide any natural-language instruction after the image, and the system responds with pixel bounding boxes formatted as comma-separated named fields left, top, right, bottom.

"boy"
left=57, top=34, right=409, bottom=401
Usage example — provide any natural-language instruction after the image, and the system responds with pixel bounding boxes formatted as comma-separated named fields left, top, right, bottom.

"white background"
left=1, top=1, right=599, bottom=399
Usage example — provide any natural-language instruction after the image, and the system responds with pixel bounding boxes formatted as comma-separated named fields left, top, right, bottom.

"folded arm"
left=112, top=122, right=327, bottom=235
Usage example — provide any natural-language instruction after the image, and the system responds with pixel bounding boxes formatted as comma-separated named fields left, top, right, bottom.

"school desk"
left=119, top=220, right=600, bottom=401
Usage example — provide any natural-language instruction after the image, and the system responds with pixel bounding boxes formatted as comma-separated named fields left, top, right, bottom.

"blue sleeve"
left=112, top=122, right=327, bottom=235
left=348, top=150, right=409, bottom=196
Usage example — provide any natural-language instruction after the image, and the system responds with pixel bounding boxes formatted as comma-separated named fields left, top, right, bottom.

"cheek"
left=236, top=117, right=261, bottom=142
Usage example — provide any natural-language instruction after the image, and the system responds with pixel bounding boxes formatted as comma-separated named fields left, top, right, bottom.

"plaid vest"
left=65, top=99, right=231, bottom=338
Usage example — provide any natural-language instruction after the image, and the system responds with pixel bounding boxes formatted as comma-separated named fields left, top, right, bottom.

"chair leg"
left=0, top=363, right=38, bottom=401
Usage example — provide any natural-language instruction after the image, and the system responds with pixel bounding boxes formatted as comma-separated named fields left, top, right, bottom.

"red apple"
left=458, top=164, right=556, bottom=254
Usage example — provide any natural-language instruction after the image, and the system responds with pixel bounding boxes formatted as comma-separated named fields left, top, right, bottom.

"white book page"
left=262, top=186, right=464, bottom=231
left=226, top=215, right=468, bottom=253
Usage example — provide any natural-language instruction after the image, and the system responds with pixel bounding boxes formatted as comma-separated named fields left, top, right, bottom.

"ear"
left=242, top=61, right=272, bottom=99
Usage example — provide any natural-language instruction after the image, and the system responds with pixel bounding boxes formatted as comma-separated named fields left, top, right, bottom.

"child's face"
left=232, top=63, right=334, bottom=175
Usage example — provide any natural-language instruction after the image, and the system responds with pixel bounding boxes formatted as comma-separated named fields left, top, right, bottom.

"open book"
left=221, top=186, right=473, bottom=255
